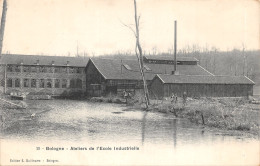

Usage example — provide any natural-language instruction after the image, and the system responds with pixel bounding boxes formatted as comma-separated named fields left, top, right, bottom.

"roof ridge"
left=2, top=54, right=86, bottom=58
left=158, top=74, right=253, bottom=78
left=92, top=57, right=138, bottom=61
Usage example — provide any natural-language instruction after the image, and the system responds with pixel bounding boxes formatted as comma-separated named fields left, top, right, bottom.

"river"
left=0, top=100, right=259, bottom=165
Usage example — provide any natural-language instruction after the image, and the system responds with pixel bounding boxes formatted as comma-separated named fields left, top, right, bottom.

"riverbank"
left=86, top=95, right=259, bottom=136
left=146, top=97, right=260, bottom=136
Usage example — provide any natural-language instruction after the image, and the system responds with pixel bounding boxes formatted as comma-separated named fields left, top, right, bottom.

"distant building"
left=150, top=74, right=254, bottom=98
left=85, top=56, right=211, bottom=96
left=0, top=54, right=89, bottom=96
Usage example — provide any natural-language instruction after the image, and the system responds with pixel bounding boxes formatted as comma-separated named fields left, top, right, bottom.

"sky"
left=0, top=0, right=259, bottom=56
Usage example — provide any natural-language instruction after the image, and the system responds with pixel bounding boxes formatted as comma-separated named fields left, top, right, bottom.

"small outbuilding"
left=150, top=74, right=254, bottom=98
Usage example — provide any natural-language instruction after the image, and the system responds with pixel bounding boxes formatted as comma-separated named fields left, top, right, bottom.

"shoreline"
left=87, top=96, right=260, bottom=137
left=1, top=96, right=259, bottom=138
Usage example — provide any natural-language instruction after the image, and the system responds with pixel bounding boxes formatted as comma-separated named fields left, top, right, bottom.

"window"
left=1, top=78, right=4, bottom=86
left=7, top=78, right=12, bottom=87
left=108, top=80, right=117, bottom=86
left=23, top=78, right=29, bottom=88
left=61, top=67, right=67, bottom=73
left=55, top=79, right=60, bottom=88
left=14, top=66, right=21, bottom=72
left=46, top=79, right=52, bottom=88
left=31, top=66, right=37, bottom=72
left=31, top=79, right=36, bottom=88
left=69, top=67, right=75, bottom=74
left=23, top=66, right=30, bottom=72
left=39, top=79, right=45, bottom=88
left=46, top=67, right=52, bottom=73
left=14, top=78, right=20, bottom=87
left=54, top=67, right=60, bottom=73
left=76, top=79, right=82, bottom=88
left=39, top=66, right=46, bottom=73
left=123, top=64, right=132, bottom=70
left=7, top=65, right=13, bottom=72
left=75, top=68, right=81, bottom=73
left=70, top=79, right=75, bottom=88
left=61, top=79, right=67, bottom=88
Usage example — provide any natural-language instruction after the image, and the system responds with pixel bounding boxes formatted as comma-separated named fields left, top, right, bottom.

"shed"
left=150, top=74, right=255, bottom=98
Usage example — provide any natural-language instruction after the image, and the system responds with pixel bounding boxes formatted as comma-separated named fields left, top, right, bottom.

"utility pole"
left=173, top=20, right=177, bottom=74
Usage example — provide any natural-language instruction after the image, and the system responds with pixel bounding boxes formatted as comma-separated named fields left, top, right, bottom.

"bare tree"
left=0, top=0, right=7, bottom=59
left=121, top=0, right=150, bottom=108
left=133, top=0, right=150, bottom=108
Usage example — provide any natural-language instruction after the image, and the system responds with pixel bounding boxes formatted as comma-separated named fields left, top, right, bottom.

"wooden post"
left=4, top=64, right=6, bottom=93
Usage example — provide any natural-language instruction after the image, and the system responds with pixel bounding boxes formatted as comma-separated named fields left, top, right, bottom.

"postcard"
left=0, top=0, right=259, bottom=165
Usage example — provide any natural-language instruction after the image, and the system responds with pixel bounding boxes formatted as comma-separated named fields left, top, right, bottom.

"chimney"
left=172, top=20, right=177, bottom=75
left=51, top=61, right=55, bottom=65
left=36, top=60, right=39, bottom=65
left=66, top=61, right=70, bottom=66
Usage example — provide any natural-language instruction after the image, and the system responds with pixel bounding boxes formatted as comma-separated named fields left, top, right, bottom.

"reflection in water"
left=141, top=111, right=148, bottom=145
left=1, top=100, right=258, bottom=165
left=172, top=118, right=177, bottom=149
left=0, top=100, right=257, bottom=145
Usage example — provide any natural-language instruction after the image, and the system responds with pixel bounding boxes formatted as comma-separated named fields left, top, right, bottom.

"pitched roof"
left=156, top=74, right=255, bottom=85
left=144, top=56, right=198, bottom=62
left=89, top=58, right=212, bottom=80
left=0, top=54, right=89, bottom=67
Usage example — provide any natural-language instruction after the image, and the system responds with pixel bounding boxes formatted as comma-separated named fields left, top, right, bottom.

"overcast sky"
left=1, top=0, right=259, bottom=56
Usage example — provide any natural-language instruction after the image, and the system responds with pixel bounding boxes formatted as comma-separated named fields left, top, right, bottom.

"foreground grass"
left=147, top=97, right=260, bottom=136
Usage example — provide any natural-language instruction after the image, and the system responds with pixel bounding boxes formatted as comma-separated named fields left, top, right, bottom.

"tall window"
left=46, top=79, right=52, bottom=88
left=14, top=78, right=20, bottom=87
left=7, top=78, right=12, bottom=87
left=39, top=79, right=45, bottom=88
left=70, top=79, right=75, bottom=88
left=54, top=67, right=60, bottom=73
left=31, top=79, right=36, bottom=88
left=14, top=65, right=21, bottom=72
left=76, top=79, right=82, bottom=88
left=75, top=68, right=81, bottom=73
left=23, top=78, right=29, bottom=88
left=61, top=79, right=67, bottom=88
left=1, top=78, right=4, bottom=86
left=55, top=79, right=60, bottom=88
left=7, top=65, right=12, bottom=72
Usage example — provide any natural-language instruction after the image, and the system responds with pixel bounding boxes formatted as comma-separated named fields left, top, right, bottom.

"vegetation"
left=148, top=97, right=260, bottom=136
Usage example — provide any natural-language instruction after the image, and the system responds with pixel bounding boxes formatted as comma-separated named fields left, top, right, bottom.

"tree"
left=133, top=0, right=150, bottom=108
left=0, top=0, right=7, bottom=60
left=121, top=0, right=150, bottom=108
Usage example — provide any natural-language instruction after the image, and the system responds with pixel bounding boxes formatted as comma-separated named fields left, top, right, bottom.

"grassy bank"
left=147, top=97, right=260, bottom=136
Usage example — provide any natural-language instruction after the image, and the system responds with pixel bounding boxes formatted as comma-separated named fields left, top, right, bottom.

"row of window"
left=7, top=65, right=84, bottom=74
left=6, top=78, right=82, bottom=89
left=107, top=80, right=144, bottom=88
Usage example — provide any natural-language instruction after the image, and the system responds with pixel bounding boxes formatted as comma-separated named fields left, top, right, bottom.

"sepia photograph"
left=0, top=0, right=259, bottom=165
